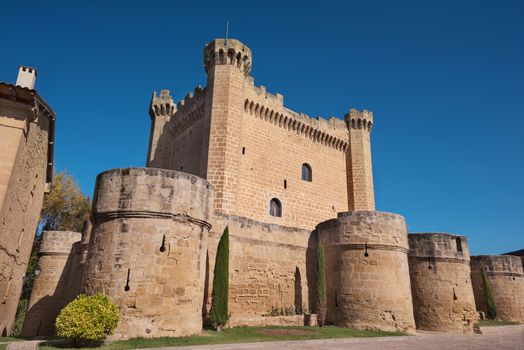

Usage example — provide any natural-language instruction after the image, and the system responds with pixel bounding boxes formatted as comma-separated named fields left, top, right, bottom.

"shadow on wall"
left=21, top=240, right=84, bottom=337
left=306, top=230, right=318, bottom=314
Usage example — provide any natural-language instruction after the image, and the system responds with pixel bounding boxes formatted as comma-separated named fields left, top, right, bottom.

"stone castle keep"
left=1, top=38, right=524, bottom=338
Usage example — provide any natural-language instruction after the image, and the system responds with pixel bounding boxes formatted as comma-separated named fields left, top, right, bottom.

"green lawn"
left=40, top=326, right=405, bottom=350
left=0, top=337, right=27, bottom=350
left=476, top=319, right=519, bottom=327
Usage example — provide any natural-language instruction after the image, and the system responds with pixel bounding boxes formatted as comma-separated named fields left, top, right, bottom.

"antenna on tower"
left=225, top=21, right=229, bottom=45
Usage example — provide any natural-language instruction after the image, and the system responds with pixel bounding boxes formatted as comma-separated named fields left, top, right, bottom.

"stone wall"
left=83, top=168, right=213, bottom=339
left=0, top=83, right=54, bottom=336
left=22, top=231, right=82, bottom=336
left=470, top=255, right=524, bottom=323
left=317, top=211, right=415, bottom=333
left=408, top=233, right=477, bottom=333
left=206, top=214, right=316, bottom=321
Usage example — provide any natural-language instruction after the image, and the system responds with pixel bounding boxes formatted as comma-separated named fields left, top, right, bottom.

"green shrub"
left=481, top=268, right=497, bottom=319
left=316, top=245, right=327, bottom=326
left=210, top=226, right=230, bottom=329
left=55, top=293, right=119, bottom=346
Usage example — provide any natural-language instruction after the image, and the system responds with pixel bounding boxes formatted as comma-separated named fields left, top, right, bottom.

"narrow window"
left=456, top=237, right=463, bottom=252
left=301, top=163, right=312, bottom=182
left=284, top=179, right=287, bottom=189
left=269, top=198, right=282, bottom=217
left=180, top=166, right=184, bottom=171
left=242, top=147, right=245, bottom=155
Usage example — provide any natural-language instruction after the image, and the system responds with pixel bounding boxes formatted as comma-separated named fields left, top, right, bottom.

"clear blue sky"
left=2, top=1, right=523, bottom=255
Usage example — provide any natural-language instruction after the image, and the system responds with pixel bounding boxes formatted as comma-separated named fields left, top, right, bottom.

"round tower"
left=83, top=168, right=214, bottom=339
left=317, top=211, right=415, bottom=333
left=408, top=233, right=477, bottom=333
left=470, top=255, right=524, bottom=323
left=22, top=230, right=82, bottom=336
left=344, top=109, right=375, bottom=211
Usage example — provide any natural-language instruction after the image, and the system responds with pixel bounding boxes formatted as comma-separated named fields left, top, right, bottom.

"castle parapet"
left=470, top=255, right=524, bottom=323
left=408, top=233, right=477, bottom=333
left=317, top=211, right=415, bottom=333
left=204, top=38, right=252, bottom=76
left=84, top=168, right=214, bottom=339
left=149, top=90, right=176, bottom=120
left=345, top=109, right=373, bottom=132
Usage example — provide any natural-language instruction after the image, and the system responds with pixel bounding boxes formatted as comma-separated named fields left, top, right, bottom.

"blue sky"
left=2, top=1, right=523, bottom=254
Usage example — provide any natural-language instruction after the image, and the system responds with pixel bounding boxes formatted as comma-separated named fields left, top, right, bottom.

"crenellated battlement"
left=345, top=108, right=373, bottom=132
left=149, top=89, right=176, bottom=120
left=204, top=38, right=252, bottom=76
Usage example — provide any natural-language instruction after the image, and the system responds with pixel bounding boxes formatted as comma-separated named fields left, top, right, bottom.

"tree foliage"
left=481, top=268, right=497, bottom=319
left=316, top=245, right=327, bottom=326
left=40, top=171, right=91, bottom=231
left=210, top=226, right=230, bottom=329
left=56, top=293, right=119, bottom=346
left=316, top=244, right=327, bottom=327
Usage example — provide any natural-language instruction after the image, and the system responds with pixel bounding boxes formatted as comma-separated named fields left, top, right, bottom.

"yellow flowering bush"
left=55, top=293, right=119, bottom=346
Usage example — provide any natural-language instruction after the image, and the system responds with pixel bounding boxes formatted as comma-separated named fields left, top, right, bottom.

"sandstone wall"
left=206, top=214, right=316, bottom=323
left=22, top=231, right=82, bottom=336
left=408, top=233, right=477, bottom=333
left=471, top=255, right=524, bottom=323
left=0, top=87, right=53, bottom=336
left=317, top=211, right=415, bottom=333
left=83, top=168, right=213, bottom=339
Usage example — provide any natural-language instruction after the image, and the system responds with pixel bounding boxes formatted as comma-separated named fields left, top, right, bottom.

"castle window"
left=456, top=237, right=463, bottom=252
left=301, top=163, right=312, bottom=182
left=242, top=147, right=245, bottom=155
left=269, top=198, right=282, bottom=217
left=284, top=179, right=287, bottom=189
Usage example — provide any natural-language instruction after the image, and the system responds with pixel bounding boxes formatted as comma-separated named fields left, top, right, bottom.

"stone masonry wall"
left=317, top=211, right=416, bottom=333
left=470, top=255, right=524, bottom=323
left=83, top=168, right=213, bottom=339
left=205, top=214, right=316, bottom=324
left=408, top=233, right=477, bottom=333
left=0, top=96, right=51, bottom=336
left=22, top=231, right=82, bottom=336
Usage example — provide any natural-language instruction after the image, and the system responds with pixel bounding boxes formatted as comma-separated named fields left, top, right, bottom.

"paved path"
left=139, top=325, right=524, bottom=350
left=5, top=341, right=40, bottom=350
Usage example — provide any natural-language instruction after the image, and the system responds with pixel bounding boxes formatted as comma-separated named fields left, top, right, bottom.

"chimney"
left=16, top=65, right=37, bottom=89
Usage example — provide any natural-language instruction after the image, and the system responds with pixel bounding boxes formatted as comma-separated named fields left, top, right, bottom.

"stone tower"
left=345, top=109, right=375, bottom=211
left=408, top=233, right=477, bottom=333
left=0, top=66, right=55, bottom=336
left=317, top=211, right=416, bottom=333
left=22, top=231, right=82, bottom=336
left=470, top=255, right=524, bottom=323
left=83, top=168, right=214, bottom=339
left=203, top=39, right=252, bottom=214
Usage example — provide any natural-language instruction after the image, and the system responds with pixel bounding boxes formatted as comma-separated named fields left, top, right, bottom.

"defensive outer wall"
left=317, top=211, right=416, bottom=334
left=408, top=233, right=477, bottom=333
left=470, top=255, right=524, bottom=323
left=22, top=231, right=82, bottom=336
left=82, top=168, right=213, bottom=339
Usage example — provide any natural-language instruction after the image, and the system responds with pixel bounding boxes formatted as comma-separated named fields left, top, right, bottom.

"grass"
left=476, top=319, right=519, bottom=327
left=39, top=326, right=405, bottom=350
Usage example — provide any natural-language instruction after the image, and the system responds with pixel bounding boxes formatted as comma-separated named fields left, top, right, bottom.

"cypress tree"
left=316, top=245, right=327, bottom=326
left=210, top=226, right=229, bottom=329
left=481, top=268, right=497, bottom=320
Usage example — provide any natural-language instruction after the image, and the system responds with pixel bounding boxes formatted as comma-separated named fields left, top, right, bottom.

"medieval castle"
left=1, top=38, right=523, bottom=339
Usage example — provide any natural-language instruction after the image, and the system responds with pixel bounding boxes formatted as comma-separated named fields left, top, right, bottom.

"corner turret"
left=344, top=108, right=375, bottom=211
left=204, top=38, right=252, bottom=77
